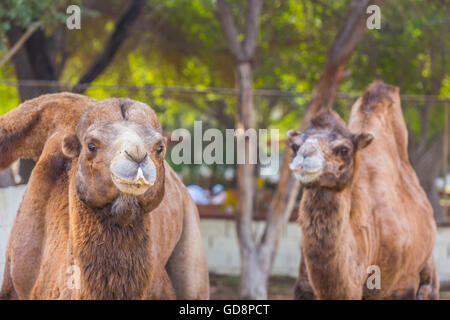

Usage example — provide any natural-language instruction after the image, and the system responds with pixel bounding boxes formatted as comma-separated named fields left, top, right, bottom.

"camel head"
left=288, top=110, right=374, bottom=190
left=62, top=98, right=167, bottom=224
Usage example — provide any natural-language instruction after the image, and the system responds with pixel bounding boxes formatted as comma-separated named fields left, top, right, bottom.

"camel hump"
left=349, top=81, right=409, bottom=163
left=360, top=81, right=399, bottom=113
left=0, top=93, right=95, bottom=170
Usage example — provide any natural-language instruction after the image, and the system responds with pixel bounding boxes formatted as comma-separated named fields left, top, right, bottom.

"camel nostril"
left=303, top=145, right=316, bottom=158
left=137, top=152, right=148, bottom=164
left=123, top=150, right=134, bottom=161
left=124, top=150, right=148, bottom=164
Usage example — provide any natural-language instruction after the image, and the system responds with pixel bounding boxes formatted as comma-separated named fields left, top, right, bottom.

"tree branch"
left=327, top=0, right=375, bottom=68
left=217, top=0, right=244, bottom=61
left=242, top=0, right=264, bottom=59
left=25, top=28, right=57, bottom=81
left=0, top=21, right=42, bottom=68
left=73, top=0, right=144, bottom=93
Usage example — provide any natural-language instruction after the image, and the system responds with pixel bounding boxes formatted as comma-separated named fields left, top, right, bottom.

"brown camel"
left=288, top=81, right=438, bottom=299
left=0, top=93, right=209, bottom=299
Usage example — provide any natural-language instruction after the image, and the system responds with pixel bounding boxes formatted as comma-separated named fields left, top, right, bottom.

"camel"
left=0, top=93, right=209, bottom=299
left=288, top=81, right=438, bottom=300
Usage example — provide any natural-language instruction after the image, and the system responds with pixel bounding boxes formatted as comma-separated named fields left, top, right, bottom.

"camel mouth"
left=289, top=145, right=324, bottom=182
left=292, top=167, right=322, bottom=184
left=302, top=169, right=321, bottom=176
left=292, top=167, right=321, bottom=175
left=111, top=172, right=153, bottom=196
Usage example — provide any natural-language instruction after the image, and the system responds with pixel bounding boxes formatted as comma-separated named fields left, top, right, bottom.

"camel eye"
left=156, top=145, right=164, bottom=155
left=87, top=143, right=97, bottom=153
left=337, top=146, right=349, bottom=157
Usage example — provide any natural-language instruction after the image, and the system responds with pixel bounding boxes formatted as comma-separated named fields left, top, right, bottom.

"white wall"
left=201, top=219, right=450, bottom=286
left=434, top=228, right=450, bottom=286
left=0, top=185, right=26, bottom=285
left=1, top=185, right=449, bottom=288
left=201, top=219, right=301, bottom=277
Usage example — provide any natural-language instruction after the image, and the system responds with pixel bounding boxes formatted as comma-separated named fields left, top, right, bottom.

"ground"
left=209, top=274, right=450, bottom=300
left=209, top=274, right=296, bottom=300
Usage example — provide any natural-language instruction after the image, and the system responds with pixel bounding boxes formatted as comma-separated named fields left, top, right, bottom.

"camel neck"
left=300, top=187, right=353, bottom=249
left=299, top=187, right=358, bottom=298
left=69, top=193, right=154, bottom=299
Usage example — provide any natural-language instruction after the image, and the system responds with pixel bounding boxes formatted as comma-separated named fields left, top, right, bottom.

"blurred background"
left=0, top=0, right=448, bottom=299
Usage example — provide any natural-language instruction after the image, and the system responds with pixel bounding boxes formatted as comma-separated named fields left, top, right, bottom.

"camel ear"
left=0, top=93, right=93, bottom=170
left=287, top=130, right=302, bottom=154
left=353, top=132, right=375, bottom=150
left=62, top=134, right=81, bottom=158
left=287, top=130, right=302, bottom=143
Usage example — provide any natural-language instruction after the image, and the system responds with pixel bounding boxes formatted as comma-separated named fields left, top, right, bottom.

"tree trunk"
left=236, top=62, right=255, bottom=231
left=269, top=0, right=381, bottom=237
left=235, top=61, right=296, bottom=299
left=412, top=132, right=446, bottom=225
left=239, top=246, right=268, bottom=299
left=235, top=61, right=263, bottom=298
left=217, top=0, right=267, bottom=299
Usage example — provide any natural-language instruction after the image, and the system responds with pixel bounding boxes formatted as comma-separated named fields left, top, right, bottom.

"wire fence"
left=1, top=79, right=448, bottom=99
left=1, top=79, right=448, bottom=127
left=0, top=80, right=448, bottom=185
left=0, top=80, right=447, bottom=143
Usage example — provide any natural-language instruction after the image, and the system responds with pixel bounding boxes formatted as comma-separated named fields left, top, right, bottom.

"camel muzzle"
left=110, top=152, right=157, bottom=195
left=290, top=138, right=324, bottom=183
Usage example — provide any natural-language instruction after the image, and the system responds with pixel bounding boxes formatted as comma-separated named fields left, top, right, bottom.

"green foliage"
left=0, top=0, right=448, bottom=158
left=0, top=0, right=74, bottom=52
left=350, top=0, right=449, bottom=141
left=0, top=68, right=19, bottom=113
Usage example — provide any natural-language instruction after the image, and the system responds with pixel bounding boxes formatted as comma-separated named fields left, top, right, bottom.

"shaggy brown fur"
left=290, top=82, right=438, bottom=299
left=0, top=93, right=209, bottom=300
